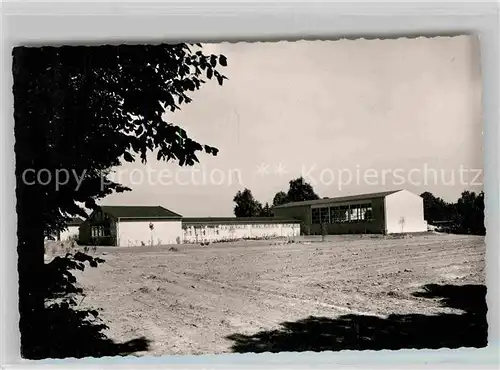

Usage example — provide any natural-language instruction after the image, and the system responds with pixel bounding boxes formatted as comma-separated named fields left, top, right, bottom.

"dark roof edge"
left=158, top=206, right=183, bottom=218
left=272, top=189, right=405, bottom=209
left=182, top=217, right=301, bottom=224
left=118, top=216, right=182, bottom=220
left=97, top=205, right=183, bottom=219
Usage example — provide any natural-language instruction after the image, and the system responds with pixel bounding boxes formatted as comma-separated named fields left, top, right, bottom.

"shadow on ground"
left=24, top=304, right=151, bottom=360
left=226, top=284, right=488, bottom=353
left=22, top=252, right=151, bottom=359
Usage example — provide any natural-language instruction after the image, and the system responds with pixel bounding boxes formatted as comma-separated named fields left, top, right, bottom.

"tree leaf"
left=123, top=151, right=134, bottom=162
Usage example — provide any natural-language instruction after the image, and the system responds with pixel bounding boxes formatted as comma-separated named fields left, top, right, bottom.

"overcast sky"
left=102, top=35, right=483, bottom=217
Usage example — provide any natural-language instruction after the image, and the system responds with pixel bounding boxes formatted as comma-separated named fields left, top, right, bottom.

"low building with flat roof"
left=182, top=217, right=301, bottom=244
left=272, top=189, right=428, bottom=235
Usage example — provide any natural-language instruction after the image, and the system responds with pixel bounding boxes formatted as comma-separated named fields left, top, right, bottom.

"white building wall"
left=384, top=190, right=428, bottom=234
left=59, top=225, right=80, bottom=241
left=117, top=220, right=182, bottom=247
left=183, top=223, right=301, bottom=243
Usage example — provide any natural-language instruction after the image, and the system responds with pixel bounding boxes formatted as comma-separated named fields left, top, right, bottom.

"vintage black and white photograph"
left=13, top=35, right=486, bottom=359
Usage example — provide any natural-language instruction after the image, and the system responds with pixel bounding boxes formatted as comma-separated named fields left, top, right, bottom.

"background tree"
left=421, top=190, right=485, bottom=236
left=455, top=191, right=485, bottom=235
left=13, top=43, right=228, bottom=357
left=286, top=177, right=320, bottom=202
left=233, top=188, right=263, bottom=217
left=260, top=202, right=272, bottom=217
left=271, top=177, right=320, bottom=211
left=420, top=191, right=454, bottom=222
left=272, top=191, right=289, bottom=207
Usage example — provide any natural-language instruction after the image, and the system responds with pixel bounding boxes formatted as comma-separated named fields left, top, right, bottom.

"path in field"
left=74, top=233, right=485, bottom=356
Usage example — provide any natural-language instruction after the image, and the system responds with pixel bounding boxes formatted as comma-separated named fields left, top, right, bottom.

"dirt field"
left=72, top=233, right=486, bottom=356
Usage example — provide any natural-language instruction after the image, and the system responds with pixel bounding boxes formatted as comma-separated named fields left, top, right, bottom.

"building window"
left=343, top=206, right=350, bottom=222
left=329, top=206, right=336, bottom=223
left=330, top=206, right=349, bottom=223
left=347, top=203, right=372, bottom=221
left=362, top=203, right=373, bottom=221
left=349, top=206, right=361, bottom=222
left=312, top=207, right=331, bottom=224
left=320, top=207, right=330, bottom=224
left=347, top=203, right=373, bottom=222
left=316, top=203, right=373, bottom=224
left=311, top=208, right=321, bottom=224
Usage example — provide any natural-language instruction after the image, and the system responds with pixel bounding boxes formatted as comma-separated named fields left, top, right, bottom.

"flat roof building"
left=182, top=217, right=301, bottom=244
left=272, top=189, right=428, bottom=235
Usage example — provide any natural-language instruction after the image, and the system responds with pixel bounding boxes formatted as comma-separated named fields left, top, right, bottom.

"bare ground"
left=71, top=233, right=486, bottom=356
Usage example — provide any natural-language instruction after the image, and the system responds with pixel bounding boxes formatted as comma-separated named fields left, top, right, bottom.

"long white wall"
left=117, top=220, right=182, bottom=247
left=384, top=190, right=427, bottom=234
left=183, top=223, right=301, bottom=243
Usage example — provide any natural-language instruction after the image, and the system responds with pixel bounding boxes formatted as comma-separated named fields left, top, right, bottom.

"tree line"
left=420, top=191, right=485, bottom=236
left=232, top=177, right=320, bottom=217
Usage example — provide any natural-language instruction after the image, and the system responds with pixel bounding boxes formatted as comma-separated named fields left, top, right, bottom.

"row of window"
left=185, top=229, right=219, bottom=236
left=91, top=226, right=111, bottom=237
left=90, top=223, right=299, bottom=238
left=311, top=203, right=373, bottom=224
left=183, top=224, right=299, bottom=236
left=183, top=223, right=298, bottom=231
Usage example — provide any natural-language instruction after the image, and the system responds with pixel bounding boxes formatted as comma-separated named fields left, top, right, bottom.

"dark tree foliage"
left=260, top=202, right=272, bottom=217
left=233, top=188, right=263, bottom=217
left=271, top=178, right=320, bottom=209
left=36, top=252, right=151, bottom=359
left=272, top=191, right=289, bottom=207
left=421, top=191, right=485, bottom=236
left=454, top=191, right=485, bottom=236
left=13, top=43, right=228, bottom=358
left=286, top=177, right=320, bottom=203
left=14, top=44, right=227, bottom=232
left=420, top=191, right=455, bottom=222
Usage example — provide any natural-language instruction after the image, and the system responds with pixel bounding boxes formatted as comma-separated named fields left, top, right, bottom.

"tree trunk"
left=16, top=181, right=46, bottom=358
left=14, top=47, right=47, bottom=357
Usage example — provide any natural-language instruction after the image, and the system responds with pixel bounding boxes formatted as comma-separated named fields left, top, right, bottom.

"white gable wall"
left=384, top=190, right=428, bottom=234
left=59, top=225, right=80, bottom=241
left=116, top=219, right=182, bottom=247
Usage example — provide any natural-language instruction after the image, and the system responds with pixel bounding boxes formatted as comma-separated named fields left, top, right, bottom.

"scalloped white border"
left=1, top=1, right=498, bottom=368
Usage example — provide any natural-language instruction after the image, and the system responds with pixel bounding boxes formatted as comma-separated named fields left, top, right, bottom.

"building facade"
left=272, top=189, right=427, bottom=235
left=76, top=190, right=427, bottom=246
left=182, top=217, right=301, bottom=244
left=78, top=206, right=183, bottom=247
left=78, top=206, right=302, bottom=247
